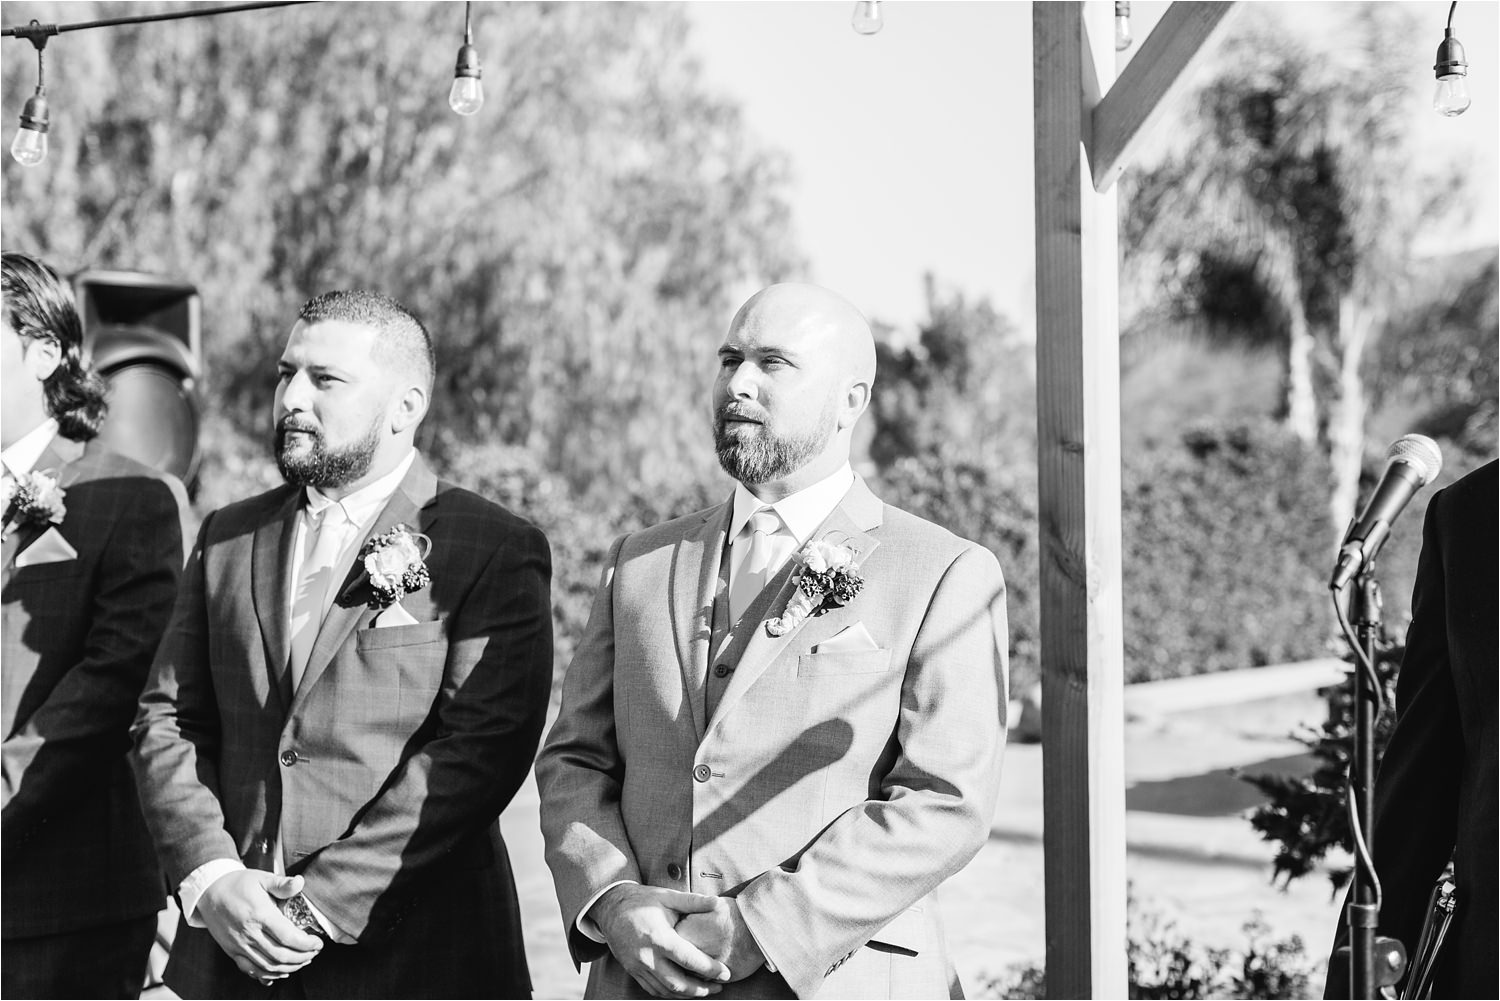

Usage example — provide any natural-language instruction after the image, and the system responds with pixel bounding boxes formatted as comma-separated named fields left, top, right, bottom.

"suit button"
left=692, top=763, right=711, bottom=783
left=713, top=664, right=732, bottom=678
left=280, top=750, right=298, bottom=767
left=666, top=863, right=683, bottom=880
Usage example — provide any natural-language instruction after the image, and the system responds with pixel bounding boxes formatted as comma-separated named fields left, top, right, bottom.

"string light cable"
left=3, top=2, right=315, bottom=166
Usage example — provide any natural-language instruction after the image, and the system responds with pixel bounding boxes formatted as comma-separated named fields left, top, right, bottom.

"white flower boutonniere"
left=356, top=524, right=432, bottom=609
left=766, top=537, right=866, bottom=637
left=2, top=469, right=66, bottom=538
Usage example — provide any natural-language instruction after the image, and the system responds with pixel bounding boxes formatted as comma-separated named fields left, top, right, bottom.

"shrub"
left=875, top=451, right=1042, bottom=695
left=983, top=905, right=1318, bottom=1000
left=1121, top=421, right=1334, bottom=682
left=1242, top=636, right=1401, bottom=890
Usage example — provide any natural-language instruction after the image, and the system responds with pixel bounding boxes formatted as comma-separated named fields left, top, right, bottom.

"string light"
left=449, top=1, right=483, bottom=116
left=3, top=2, right=313, bottom=167
left=1114, top=1, right=1133, bottom=52
left=1433, top=1, right=1471, bottom=117
left=11, top=24, right=50, bottom=166
left=851, top=1, right=883, bottom=36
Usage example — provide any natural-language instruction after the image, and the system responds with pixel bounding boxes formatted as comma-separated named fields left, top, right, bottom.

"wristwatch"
left=282, top=892, right=328, bottom=939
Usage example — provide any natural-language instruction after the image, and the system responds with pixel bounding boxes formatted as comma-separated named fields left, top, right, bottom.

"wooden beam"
left=1089, top=1, right=1238, bottom=193
left=1032, top=3, right=1128, bottom=998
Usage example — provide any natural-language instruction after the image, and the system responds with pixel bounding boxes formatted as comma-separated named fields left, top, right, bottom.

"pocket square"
left=813, top=621, right=881, bottom=654
left=373, top=602, right=420, bottom=628
left=14, top=527, right=77, bottom=568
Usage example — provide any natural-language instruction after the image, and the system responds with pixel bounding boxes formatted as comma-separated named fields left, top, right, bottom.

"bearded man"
left=131, top=291, right=553, bottom=998
left=537, top=283, right=1009, bottom=1000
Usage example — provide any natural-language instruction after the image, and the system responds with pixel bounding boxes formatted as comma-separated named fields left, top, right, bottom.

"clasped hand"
left=592, top=884, right=766, bottom=999
left=197, top=870, right=324, bottom=983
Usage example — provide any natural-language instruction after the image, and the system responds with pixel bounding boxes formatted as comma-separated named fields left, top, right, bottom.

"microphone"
left=1329, top=434, right=1443, bottom=590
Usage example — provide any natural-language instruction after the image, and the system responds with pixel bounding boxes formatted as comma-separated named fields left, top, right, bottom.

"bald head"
left=730, top=283, right=877, bottom=388
left=712, top=283, right=876, bottom=498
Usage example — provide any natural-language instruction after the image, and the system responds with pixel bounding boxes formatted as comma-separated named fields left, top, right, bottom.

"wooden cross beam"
left=1031, top=3, right=1235, bottom=997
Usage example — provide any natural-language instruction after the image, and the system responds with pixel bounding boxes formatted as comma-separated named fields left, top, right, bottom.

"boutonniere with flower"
left=766, top=537, right=866, bottom=637
left=2, top=469, right=67, bottom=538
left=355, top=524, right=432, bottom=609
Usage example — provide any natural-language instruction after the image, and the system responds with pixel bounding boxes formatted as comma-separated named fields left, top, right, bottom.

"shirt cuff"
left=577, top=880, right=638, bottom=943
left=301, top=893, right=357, bottom=945
left=742, top=914, right=778, bottom=974
left=179, top=858, right=247, bottom=927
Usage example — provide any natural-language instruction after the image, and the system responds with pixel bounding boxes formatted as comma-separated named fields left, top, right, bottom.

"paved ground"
left=502, top=686, right=1348, bottom=999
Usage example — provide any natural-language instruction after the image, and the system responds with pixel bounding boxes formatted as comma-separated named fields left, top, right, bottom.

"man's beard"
left=714, top=397, right=837, bottom=485
left=274, top=416, right=382, bottom=489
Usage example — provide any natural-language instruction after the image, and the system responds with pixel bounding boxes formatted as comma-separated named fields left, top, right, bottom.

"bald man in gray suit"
left=538, top=284, right=1008, bottom=1000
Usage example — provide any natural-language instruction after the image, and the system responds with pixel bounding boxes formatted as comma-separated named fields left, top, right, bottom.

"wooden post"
left=1032, top=3, right=1127, bottom=997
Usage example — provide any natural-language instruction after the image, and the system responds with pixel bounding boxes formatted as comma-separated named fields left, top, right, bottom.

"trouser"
left=3, top=914, right=158, bottom=1000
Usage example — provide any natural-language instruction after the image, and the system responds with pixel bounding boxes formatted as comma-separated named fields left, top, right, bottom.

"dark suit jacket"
left=2, top=436, right=185, bottom=939
left=1326, top=459, right=1497, bottom=997
left=131, top=453, right=552, bottom=999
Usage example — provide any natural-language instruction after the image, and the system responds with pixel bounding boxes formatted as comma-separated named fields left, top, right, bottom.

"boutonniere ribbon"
left=2, top=469, right=67, bottom=539
left=766, top=537, right=866, bottom=637
left=355, top=523, right=432, bottom=609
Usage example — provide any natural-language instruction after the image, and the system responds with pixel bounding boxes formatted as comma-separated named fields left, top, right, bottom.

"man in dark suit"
left=2, top=251, right=187, bottom=998
left=131, top=290, right=553, bottom=998
left=1325, top=459, right=1497, bottom=998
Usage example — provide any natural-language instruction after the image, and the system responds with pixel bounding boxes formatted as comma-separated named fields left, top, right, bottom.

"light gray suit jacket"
left=537, top=476, right=1008, bottom=999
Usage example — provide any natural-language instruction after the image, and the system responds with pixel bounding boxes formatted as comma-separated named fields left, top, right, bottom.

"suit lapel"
left=251, top=489, right=302, bottom=711
left=290, top=455, right=439, bottom=712
left=671, top=502, right=729, bottom=742
left=708, top=477, right=884, bottom=729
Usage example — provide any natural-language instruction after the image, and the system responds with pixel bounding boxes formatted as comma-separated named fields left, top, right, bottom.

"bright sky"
left=686, top=1, right=1500, bottom=335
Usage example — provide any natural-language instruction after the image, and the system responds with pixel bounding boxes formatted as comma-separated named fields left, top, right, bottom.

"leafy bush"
left=875, top=452, right=1041, bottom=695
left=1242, top=635, right=1401, bottom=890
left=430, top=434, right=721, bottom=697
left=1121, top=421, right=1334, bottom=682
left=983, top=906, right=1318, bottom=1000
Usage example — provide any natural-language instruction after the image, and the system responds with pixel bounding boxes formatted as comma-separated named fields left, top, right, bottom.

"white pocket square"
left=14, top=527, right=77, bottom=568
left=813, top=621, right=881, bottom=654
left=374, top=602, right=419, bottom=628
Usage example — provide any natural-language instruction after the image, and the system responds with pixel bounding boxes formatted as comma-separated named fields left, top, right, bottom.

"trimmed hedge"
left=1122, top=421, right=1335, bottom=682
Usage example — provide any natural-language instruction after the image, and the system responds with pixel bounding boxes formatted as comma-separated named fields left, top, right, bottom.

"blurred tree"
left=1123, top=4, right=1469, bottom=537
left=868, top=277, right=1041, bottom=690
left=0, top=1, right=799, bottom=501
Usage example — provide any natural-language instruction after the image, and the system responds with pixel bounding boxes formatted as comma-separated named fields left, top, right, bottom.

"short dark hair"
left=298, top=290, right=435, bottom=393
left=1, top=251, right=108, bottom=442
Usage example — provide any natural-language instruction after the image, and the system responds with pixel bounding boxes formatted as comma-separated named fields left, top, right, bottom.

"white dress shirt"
left=576, top=463, right=857, bottom=967
left=178, top=450, right=416, bottom=940
left=1, top=418, right=60, bottom=479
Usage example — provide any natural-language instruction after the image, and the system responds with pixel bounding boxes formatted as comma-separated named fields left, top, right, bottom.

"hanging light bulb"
left=11, top=26, right=51, bottom=167
left=11, top=88, right=49, bottom=166
left=448, top=1, right=483, bottom=116
left=851, top=1, right=883, bottom=36
left=1433, top=3, right=1470, bottom=117
left=1114, top=1, right=1133, bottom=52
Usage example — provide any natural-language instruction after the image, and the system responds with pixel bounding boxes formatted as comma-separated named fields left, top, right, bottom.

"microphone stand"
left=1340, top=562, right=1406, bottom=998
left=1346, top=563, right=1382, bottom=999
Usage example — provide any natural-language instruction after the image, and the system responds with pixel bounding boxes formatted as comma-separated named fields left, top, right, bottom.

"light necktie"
left=288, top=504, right=350, bottom=688
left=729, top=508, right=782, bottom=623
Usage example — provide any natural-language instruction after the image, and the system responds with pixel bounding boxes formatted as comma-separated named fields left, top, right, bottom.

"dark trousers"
left=3, top=915, right=157, bottom=999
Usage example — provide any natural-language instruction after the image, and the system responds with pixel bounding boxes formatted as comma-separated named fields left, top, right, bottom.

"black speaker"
left=72, top=271, right=203, bottom=487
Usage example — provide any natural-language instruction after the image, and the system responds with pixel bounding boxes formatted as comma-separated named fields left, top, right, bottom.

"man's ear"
left=837, top=379, right=871, bottom=430
left=391, top=384, right=429, bottom=435
left=23, top=337, right=61, bottom=383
